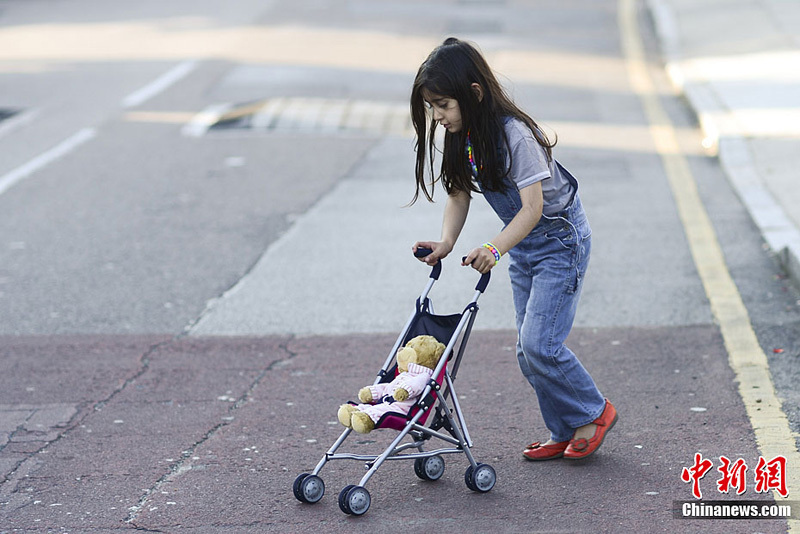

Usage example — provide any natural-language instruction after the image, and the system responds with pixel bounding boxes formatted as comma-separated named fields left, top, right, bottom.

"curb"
left=646, top=0, right=800, bottom=290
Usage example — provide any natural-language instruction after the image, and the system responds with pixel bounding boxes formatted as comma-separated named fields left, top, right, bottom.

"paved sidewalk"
left=647, top=0, right=800, bottom=288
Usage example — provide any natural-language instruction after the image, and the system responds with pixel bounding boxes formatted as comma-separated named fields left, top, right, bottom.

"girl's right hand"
left=412, top=241, right=453, bottom=266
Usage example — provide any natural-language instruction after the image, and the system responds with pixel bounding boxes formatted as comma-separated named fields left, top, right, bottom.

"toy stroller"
left=292, top=248, right=496, bottom=516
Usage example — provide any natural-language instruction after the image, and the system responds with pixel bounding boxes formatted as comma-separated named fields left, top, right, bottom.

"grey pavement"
left=648, top=0, right=800, bottom=289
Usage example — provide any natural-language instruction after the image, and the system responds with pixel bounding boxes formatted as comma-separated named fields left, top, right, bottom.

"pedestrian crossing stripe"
left=188, top=98, right=414, bottom=137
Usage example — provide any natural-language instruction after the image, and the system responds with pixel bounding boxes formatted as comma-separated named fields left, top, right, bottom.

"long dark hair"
left=410, top=37, right=555, bottom=203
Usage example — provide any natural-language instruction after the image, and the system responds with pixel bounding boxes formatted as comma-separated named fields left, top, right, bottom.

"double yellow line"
left=619, top=0, right=799, bottom=525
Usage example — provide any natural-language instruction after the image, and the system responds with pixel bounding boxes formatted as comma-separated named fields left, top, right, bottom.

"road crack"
left=0, top=339, right=170, bottom=499
left=125, top=336, right=297, bottom=525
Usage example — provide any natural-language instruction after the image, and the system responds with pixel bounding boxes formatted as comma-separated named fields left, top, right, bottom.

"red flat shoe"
left=563, top=399, right=618, bottom=460
left=522, top=440, right=569, bottom=461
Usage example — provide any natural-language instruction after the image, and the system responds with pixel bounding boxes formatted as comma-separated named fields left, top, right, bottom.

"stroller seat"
left=355, top=309, right=460, bottom=431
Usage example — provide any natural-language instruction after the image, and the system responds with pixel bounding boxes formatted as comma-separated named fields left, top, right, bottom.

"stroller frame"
left=293, top=250, right=496, bottom=516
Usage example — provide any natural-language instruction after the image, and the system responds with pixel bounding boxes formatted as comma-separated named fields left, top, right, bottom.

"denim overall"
left=481, top=162, right=606, bottom=442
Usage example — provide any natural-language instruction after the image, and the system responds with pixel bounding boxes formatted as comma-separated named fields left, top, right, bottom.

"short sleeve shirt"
left=503, top=117, right=574, bottom=215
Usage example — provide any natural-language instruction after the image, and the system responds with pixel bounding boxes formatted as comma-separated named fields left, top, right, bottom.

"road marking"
left=0, top=127, right=96, bottom=197
left=122, top=60, right=197, bottom=109
left=181, top=103, right=231, bottom=137
left=189, top=97, right=413, bottom=137
left=250, top=98, right=288, bottom=130
left=620, top=0, right=800, bottom=519
left=124, top=111, right=198, bottom=124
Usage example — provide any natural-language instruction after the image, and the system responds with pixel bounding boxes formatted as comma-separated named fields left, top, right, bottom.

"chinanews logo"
left=674, top=500, right=796, bottom=520
left=675, top=453, right=798, bottom=520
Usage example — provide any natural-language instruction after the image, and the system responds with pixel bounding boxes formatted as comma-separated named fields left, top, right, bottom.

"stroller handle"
left=462, top=256, right=491, bottom=294
left=412, top=247, right=489, bottom=292
left=414, top=247, right=441, bottom=280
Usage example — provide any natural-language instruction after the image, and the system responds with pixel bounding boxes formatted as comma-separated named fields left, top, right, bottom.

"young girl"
left=410, top=38, right=617, bottom=460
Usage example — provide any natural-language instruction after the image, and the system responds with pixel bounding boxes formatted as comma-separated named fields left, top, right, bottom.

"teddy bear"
left=337, top=335, right=446, bottom=434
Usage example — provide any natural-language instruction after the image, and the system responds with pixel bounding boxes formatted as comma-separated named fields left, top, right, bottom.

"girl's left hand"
left=462, top=246, right=497, bottom=274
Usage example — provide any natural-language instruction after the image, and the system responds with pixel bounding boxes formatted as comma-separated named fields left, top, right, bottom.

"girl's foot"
left=522, top=439, right=569, bottom=461
left=572, top=423, right=597, bottom=441
left=563, top=399, right=618, bottom=460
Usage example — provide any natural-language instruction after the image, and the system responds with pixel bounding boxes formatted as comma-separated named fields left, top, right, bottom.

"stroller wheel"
left=293, top=473, right=309, bottom=502
left=341, top=486, right=371, bottom=516
left=414, top=455, right=445, bottom=481
left=465, top=463, right=496, bottom=493
left=338, top=485, right=356, bottom=514
left=464, top=465, right=477, bottom=491
left=294, top=473, right=325, bottom=504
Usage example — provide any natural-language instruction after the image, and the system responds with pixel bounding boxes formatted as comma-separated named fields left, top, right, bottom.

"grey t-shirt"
left=503, top=117, right=574, bottom=215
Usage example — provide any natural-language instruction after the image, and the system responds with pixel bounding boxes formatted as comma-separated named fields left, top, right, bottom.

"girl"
left=410, top=38, right=616, bottom=461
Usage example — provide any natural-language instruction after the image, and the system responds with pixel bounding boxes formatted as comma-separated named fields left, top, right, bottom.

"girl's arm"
left=413, top=188, right=471, bottom=266
left=463, top=181, right=543, bottom=274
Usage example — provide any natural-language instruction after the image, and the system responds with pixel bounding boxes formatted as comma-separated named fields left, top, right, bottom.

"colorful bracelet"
left=482, top=242, right=501, bottom=265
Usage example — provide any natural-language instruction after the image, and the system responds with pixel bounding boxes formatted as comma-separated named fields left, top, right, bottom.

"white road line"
left=0, top=127, right=96, bottom=197
left=122, top=60, right=198, bottom=109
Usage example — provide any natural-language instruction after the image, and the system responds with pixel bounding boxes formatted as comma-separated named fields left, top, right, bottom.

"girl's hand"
left=412, top=241, right=453, bottom=266
left=462, top=246, right=496, bottom=274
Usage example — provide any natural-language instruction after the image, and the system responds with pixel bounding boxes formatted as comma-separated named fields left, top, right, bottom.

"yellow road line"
left=619, top=0, right=800, bottom=522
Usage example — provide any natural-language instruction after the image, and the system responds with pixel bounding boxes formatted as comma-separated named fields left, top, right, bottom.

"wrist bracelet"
left=482, top=242, right=501, bottom=264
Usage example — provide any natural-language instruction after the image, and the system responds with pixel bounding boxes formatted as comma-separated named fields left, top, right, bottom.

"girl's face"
left=423, top=91, right=463, bottom=133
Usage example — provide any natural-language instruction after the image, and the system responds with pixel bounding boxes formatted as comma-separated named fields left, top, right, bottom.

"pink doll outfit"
left=356, top=363, right=434, bottom=423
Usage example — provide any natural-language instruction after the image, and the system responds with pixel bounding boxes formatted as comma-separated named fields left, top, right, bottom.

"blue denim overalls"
left=481, top=162, right=606, bottom=442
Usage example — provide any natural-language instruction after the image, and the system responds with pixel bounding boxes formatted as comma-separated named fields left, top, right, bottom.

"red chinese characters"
left=681, top=453, right=788, bottom=499
left=681, top=453, right=714, bottom=499
left=717, top=456, right=748, bottom=495
left=754, top=455, right=788, bottom=497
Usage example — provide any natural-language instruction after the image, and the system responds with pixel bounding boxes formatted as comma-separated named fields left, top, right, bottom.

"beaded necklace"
left=465, top=130, right=479, bottom=178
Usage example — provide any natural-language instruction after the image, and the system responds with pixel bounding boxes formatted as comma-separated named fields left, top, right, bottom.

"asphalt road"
left=1, top=0, right=799, bottom=532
